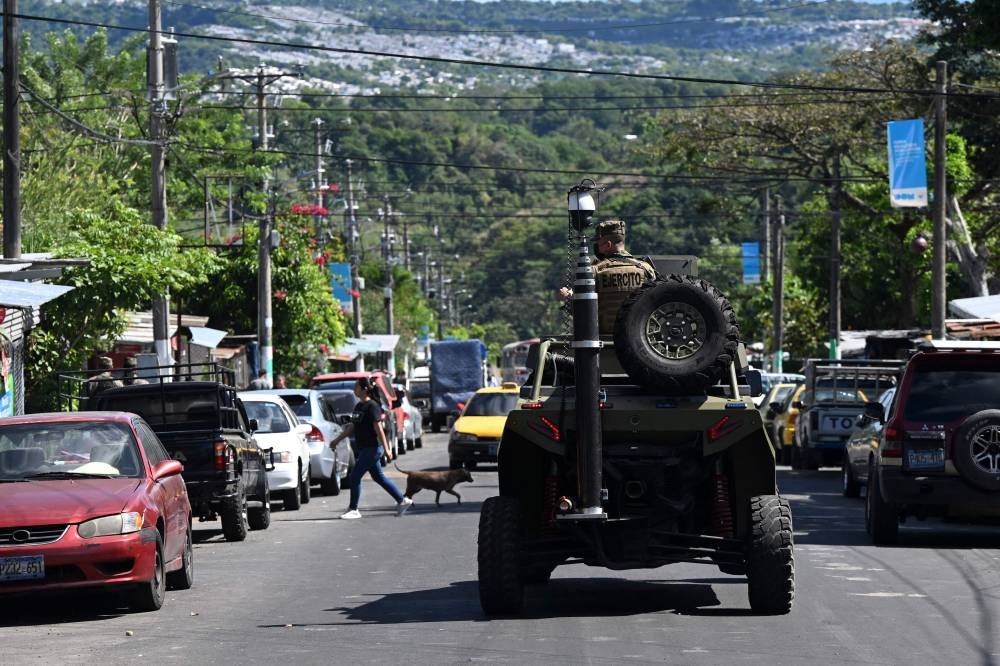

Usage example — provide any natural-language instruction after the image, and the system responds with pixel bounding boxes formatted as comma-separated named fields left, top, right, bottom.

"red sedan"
left=0, top=411, right=193, bottom=611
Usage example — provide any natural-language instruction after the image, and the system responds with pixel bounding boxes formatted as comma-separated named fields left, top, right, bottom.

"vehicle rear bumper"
left=0, top=529, right=155, bottom=596
left=879, top=467, right=1000, bottom=506
left=448, top=441, right=499, bottom=464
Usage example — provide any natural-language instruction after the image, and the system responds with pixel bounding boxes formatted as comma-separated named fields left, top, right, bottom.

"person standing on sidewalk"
left=329, top=376, right=413, bottom=519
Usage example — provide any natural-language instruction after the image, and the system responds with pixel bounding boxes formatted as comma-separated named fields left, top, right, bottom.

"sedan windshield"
left=0, top=421, right=142, bottom=480
left=463, top=394, right=519, bottom=417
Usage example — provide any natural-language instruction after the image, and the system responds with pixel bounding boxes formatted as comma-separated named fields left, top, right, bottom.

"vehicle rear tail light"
left=306, top=425, right=324, bottom=443
left=882, top=420, right=903, bottom=458
left=521, top=402, right=544, bottom=409
left=708, top=415, right=742, bottom=442
left=214, top=439, right=233, bottom=471
left=528, top=416, right=560, bottom=442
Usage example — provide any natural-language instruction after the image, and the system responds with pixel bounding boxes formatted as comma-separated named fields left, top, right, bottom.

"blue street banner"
left=741, top=241, right=761, bottom=285
left=328, top=262, right=353, bottom=313
left=887, top=119, right=928, bottom=208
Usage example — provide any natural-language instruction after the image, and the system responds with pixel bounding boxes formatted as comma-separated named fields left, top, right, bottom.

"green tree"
left=26, top=203, right=218, bottom=411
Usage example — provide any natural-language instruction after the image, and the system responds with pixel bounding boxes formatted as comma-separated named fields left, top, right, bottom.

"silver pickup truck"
left=792, top=359, right=904, bottom=470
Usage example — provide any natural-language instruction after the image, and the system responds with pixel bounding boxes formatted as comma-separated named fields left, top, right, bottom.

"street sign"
left=887, top=119, right=928, bottom=208
left=741, top=242, right=761, bottom=284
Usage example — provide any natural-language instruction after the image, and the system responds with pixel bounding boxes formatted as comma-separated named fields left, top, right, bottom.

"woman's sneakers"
left=396, top=497, right=414, bottom=516
left=340, top=509, right=362, bottom=520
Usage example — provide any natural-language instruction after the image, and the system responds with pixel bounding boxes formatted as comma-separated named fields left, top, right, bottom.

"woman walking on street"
left=329, top=376, right=413, bottom=519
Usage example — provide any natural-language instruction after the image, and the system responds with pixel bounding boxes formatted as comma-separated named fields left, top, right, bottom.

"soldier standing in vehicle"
left=87, top=356, right=123, bottom=396
left=558, top=219, right=657, bottom=334
left=123, top=356, right=149, bottom=385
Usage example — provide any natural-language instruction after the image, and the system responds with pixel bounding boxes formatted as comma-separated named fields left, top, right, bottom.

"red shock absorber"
left=542, top=474, right=560, bottom=533
left=710, top=472, right=734, bottom=537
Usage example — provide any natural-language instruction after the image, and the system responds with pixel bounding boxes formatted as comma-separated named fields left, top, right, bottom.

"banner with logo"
left=328, top=262, right=353, bottom=313
left=741, top=242, right=761, bottom=284
left=887, top=119, right=928, bottom=208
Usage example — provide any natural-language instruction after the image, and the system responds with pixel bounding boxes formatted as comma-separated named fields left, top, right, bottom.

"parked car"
left=865, top=341, right=1000, bottom=544
left=85, top=364, right=271, bottom=542
left=0, top=412, right=193, bottom=611
left=448, top=383, right=521, bottom=470
left=393, top=385, right=424, bottom=452
left=251, top=389, right=351, bottom=495
left=772, top=383, right=806, bottom=465
left=310, top=371, right=399, bottom=457
left=240, top=393, right=312, bottom=511
left=759, top=382, right=799, bottom=456
left=843, top=387, right=896, bottom=497
left=408, top=377, right=431, bottom=427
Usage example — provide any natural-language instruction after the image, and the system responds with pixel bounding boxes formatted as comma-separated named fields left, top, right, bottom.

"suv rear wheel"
left=613, top=275, right=740, bottom=394
left=952, top=410, right=1000, bottom=492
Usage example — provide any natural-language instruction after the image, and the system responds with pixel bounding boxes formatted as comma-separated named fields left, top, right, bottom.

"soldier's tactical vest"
left=594, top=254, right=657, bottom=334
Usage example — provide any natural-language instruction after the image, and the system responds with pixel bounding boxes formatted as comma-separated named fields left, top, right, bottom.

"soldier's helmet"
left=123, top=356, right=138, bottom=369
left=595, top=219, right=626, bottom=243
left=98, top=356, right=114, bottom=370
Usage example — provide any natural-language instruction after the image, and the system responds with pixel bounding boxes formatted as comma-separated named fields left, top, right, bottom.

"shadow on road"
left=779, top=468, right=1000, bottom=549
left=0, top=590, right=127, bottom=626
left=276, top=578, right=729, bottom=626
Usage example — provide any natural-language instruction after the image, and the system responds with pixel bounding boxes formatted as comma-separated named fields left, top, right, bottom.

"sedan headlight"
left=78, top=512, right=143, bottom=539
left=451, top=431, right=478, bottom=444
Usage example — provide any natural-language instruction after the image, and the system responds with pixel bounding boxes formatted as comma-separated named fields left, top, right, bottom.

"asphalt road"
left=4, top=433, right=1000, bottom=665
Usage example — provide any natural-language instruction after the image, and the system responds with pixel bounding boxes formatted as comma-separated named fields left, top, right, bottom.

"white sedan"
left=393, top=385, right=424, bottom=452
left=240, top=393, right=312, bottom=511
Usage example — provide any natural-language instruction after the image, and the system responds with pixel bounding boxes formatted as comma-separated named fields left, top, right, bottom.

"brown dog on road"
left=394, top=464, right=473, bottom=506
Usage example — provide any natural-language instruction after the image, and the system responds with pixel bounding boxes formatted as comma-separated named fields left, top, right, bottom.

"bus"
left=500, top=338, right=540, bottom=386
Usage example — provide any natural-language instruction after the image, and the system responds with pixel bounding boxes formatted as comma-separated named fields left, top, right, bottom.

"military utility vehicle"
left=477, top=186, right=794, bottom=615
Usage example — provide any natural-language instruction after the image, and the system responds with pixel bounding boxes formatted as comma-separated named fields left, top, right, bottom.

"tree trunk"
left=946, top=196, right=990, bottom=296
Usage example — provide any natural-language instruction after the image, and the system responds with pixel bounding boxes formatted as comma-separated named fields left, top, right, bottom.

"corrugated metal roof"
left=948, top=294, right=1000, bottom=321
left=118, top=311, right=210, bottom=345
left=0, top=281, right=74, bottom=308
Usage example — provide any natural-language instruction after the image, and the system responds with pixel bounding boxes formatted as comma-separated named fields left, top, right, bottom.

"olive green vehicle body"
left=497, top=340, right=776, bottom=574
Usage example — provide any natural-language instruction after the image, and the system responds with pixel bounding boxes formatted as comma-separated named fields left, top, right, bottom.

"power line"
left=12, top=12, right=945, bottom=97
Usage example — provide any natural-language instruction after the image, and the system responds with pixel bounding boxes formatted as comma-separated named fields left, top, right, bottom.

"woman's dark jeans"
left=349, top=446, right=404, bottom=510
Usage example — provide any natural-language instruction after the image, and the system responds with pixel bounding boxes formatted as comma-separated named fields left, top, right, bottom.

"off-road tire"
left=746, top=495, right=794, bottom=614
left=613, top=275, right=740, bottom=393
left=129, top=532, right=166, bottom=612
left=478, top=496, right=524, bottom=615
left=866, top=462, right=898, bottom=545
left=522, top=563, right=556, bottom=585
left=248, top=493, right=271, bottom=531
left=220, top=495, right=248, bottom=542
left=166, top=523, right=194, bottom=591
left=842, top=455, right=861, bottom=498
left=300, top=465, right=312, bottom=504
left=952, top=410, right=1000, bottom=492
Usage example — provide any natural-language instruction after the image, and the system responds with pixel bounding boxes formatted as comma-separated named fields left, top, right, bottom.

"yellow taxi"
left=447, top=383, right=521, bottom=470
left=773, top=383, right=806, bottom=465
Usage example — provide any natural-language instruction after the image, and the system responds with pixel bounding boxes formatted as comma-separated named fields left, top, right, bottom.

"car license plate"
left=905, top=445, right=944, bottom=471
left=0, top=555, right=44, bottom=582
left=488, top=443, right=499, bottom=456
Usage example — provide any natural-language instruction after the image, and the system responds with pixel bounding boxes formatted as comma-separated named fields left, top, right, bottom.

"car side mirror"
left=248, top=417, right=259, bottom=432
left=792, top=401, right=803, bottom=410
left=863, top=401, right=885, bottom=423
left=152, top=459, right=183, bottom=480
left=769, top=401, right=782, bottom=413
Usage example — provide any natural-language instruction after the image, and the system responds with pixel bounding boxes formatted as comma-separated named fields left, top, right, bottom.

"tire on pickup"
left=613, top=275, right=740, bottom=393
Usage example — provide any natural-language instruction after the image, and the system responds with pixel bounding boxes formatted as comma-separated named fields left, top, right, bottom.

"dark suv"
left=865, top=341, right=1000, bottom=544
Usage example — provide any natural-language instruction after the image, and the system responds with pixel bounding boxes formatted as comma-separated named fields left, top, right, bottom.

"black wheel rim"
left=644, top=301, right=705, bottom=360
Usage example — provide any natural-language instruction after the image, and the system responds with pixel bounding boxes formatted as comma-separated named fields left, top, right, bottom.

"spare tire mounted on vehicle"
left=952, top=409, right=1000, bottom=492
left=613, top=274, right=740, bottom=393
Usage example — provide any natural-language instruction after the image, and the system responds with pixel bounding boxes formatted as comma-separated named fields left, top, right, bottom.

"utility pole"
left=312, top=117, right=325, bottom=240
left=829, top=154, right=842, bottom=360
left=149, top=0, right=171, bottom=369
left=345, top=158, right=364, bottom=371
left=382, top=193, right=395, bottom=374
left=760, top=187, right=770, bottom=278
left=772, top=195, right=785, bottom=373
left=3, top=0, right=21, bottom=259
left=256, top=65, right=274, bottom=386
left=932, top=60, right=948, bottom=339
